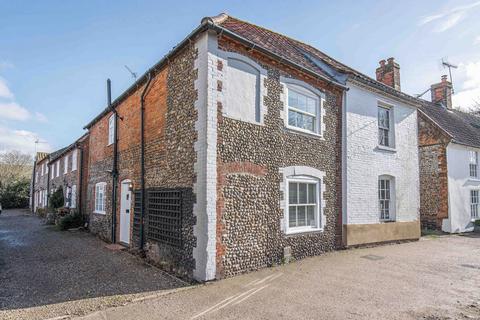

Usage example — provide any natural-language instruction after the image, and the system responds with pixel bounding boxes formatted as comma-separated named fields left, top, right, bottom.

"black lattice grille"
left=132, top=190, right=142, bottom=246
left=146, top=189, right=182, bottom=247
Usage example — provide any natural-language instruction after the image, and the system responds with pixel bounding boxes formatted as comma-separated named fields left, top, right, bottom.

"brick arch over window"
left=279, top=166, right=327, bottom=233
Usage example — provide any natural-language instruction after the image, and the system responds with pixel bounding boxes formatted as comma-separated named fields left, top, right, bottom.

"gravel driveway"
left=0, top=209, right=188, bottom=319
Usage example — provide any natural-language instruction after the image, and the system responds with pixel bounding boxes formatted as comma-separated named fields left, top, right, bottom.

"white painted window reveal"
left=72, top=149, right=78, bottom=171
left=71, top=185, right=77, bottom=209
left=56, top=161, right=60, bottom=177
left=64, top=155, right=68, bottom=174
left=108, top=114, right=115, bottom=145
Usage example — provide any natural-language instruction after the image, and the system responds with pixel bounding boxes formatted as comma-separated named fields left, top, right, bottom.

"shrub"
left=49, top=187, right=64, bottom=210
left=36, top=207, right=47, bottom=218
left=474, top=220, right=480, bottom=227
left=0, top=178, right=30, bottom=209
left=56, top=211, right=83, bottom=230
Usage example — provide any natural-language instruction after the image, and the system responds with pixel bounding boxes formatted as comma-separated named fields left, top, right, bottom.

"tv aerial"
left=441, top=58, right=458, bottom=94
left=124, top=65, right=138, bottom=81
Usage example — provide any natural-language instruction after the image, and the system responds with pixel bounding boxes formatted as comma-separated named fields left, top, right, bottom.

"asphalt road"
left=0, top=209, right=187, bottom=320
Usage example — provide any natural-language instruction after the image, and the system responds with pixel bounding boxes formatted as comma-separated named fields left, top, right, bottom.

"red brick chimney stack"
left=376, top=57, right=401, bottom=91
left=431, top=75, right=453, bottom=110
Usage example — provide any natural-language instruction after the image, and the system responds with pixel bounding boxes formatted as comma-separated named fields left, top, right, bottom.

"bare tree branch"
left=0, top=151, right=33, bottom=188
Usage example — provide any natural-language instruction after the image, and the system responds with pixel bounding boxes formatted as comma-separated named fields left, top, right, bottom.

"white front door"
left=119, top=181, right=132, bottom=244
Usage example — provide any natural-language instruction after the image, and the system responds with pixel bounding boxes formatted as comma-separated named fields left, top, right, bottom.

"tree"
left=467, top=97, right=480, bottom=116
left=49, top=187, right=64, bottom=210
left=0, top=151, right=33, bottom=189
left=0, top=151, right=33, bottom=208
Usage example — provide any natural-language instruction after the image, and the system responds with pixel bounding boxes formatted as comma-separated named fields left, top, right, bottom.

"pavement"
left=77, top=233, right=480, bottom=320
left=0, top=209, right=187, bottom=320
left=2, top=209, right=480, bottom=320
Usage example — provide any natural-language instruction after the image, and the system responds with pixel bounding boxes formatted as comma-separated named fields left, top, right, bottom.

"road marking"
left=232, top=284, right=270, bottom=306
left=192, top=273, right=281, bottom=319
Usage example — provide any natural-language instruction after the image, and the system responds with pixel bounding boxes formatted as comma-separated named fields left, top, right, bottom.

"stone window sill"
left=93, top=211, right=106, bottom=215
left=285, top=227, right=324, bottom=236
left=285, top=126, right=325, bottom=140
left=375, top=145, right=397, bottom=153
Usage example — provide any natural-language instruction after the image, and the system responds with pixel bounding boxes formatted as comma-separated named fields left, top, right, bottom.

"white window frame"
left=285, top=176, right=321, bottom=234
left=50, top=164, right=55, bottom=179
left=471, top=190, right=479, bottom=219
left=64, top=155, right=68, bottom=174
left=94, top=182, right=106, bottom=214
left=378, top=175, right=396, bottom=221
left=71, top=185, right=77, bottom=209
left=56, top=161, right=60, bottom=177
left=108, top=114, right=115, bottom=146
left=469, top=151, right=478, bottom=178
left=72, top=149, right=78, bottom=171
left=286, top=84, right=323, bottom=136
left=378, top=105, right=394, bottom=148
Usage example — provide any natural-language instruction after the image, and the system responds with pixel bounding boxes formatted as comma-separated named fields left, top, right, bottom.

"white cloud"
left=0, top=77, right=13, bottom=99
left=0, top=125, right=52, bottom=155
left=475, top=36, right=480, bottom=45
left=453, top=60, right=480, bottom=109
left=419, top=1, right=480, bottom=32
left=0, top=61, right=14, bottom=71
left=0, top=101, right=31, bottom=121
left=35, top=112, right=48, bottom=123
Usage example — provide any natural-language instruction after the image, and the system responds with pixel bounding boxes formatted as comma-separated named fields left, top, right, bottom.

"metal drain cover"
left=361, top=254, right=384, bottom=261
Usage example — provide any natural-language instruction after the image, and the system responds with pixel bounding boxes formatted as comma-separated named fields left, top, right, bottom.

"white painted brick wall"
left=344, top=83, right=420, bottom=225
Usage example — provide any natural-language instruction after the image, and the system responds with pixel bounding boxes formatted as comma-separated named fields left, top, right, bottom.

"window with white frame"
left=287, top=177, right=320, bottom=232
left=108, top=114, right=115, bottom=145
left=64, top=155, right=68, bottom=174
left=36, top=171, right=39, bottom=183
left=469, top=151, right=478, bottom=178
left=51, top=164, right=54, bottom=179
left=287, top=86, right=321, bottom=134
left=43, top=190, right=47, bottom=208
left=71, top=185, right=77, bottom=208
left=379, top=176, right=395, bottom=221
left=95, top=182, right=106, bottom=214
left=40, top=163, right=44, bottom=176
left=378, top=106, right=393, bottom=147
left=56, top=161, right=60, bottom=177
left=471, top=190, right=479, bottom=219
left=72, top=149, right=77, bottom=171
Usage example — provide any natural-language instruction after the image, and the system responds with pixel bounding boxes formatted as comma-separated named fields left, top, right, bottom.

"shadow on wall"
left=0, top=209, right=189, bottom=311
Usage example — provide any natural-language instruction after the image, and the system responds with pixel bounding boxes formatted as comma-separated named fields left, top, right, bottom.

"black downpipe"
left=78, top=146, right=84, bottom=218
left=31, top=160, right=37, bottom=213
left=140, top=73, right=152, bottom=250
left=108, top=79, right=118, bottom=244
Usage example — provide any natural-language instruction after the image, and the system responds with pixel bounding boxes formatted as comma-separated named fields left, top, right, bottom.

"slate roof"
left=419, top=102, right=480, bottom=149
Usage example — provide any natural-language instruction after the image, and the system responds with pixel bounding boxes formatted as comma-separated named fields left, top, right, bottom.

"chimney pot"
left=441, top=75, right=448, bottom=82
left=376, top=57, right=401, bottom=91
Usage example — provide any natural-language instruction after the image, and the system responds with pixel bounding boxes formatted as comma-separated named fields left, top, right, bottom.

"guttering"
left=140, top=72, right=153, bottom=250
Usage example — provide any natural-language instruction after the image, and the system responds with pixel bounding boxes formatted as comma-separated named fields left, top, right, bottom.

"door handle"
left=126, top=209, right=130, bottom=214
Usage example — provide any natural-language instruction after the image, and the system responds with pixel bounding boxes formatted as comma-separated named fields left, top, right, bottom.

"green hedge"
left=0, top=178, right=30, bottom=209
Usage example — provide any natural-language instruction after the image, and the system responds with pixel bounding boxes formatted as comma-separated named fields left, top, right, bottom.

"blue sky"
left=1, top=0, right=479, bottom=154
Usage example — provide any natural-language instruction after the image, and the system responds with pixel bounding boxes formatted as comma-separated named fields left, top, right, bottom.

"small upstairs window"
left=287, top=87, right=321, bottom=134
left=378, top=106, right=392, bottom=147
left=469, top=151, right=478, bottom=178
left=56, top=161, right=60, bottom=177
left=108, top=114, right=115, bottom=145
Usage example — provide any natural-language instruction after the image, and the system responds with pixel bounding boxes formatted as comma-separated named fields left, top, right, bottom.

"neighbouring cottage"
left=32, top=152, right=49, bottom=212
left=418, top=75, right=480, bottom=233
left=342, top=58, right=421, bottom=246
left=48, top=134, right=89, bottom=214
left=30, top=134, right=90, bottom=217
